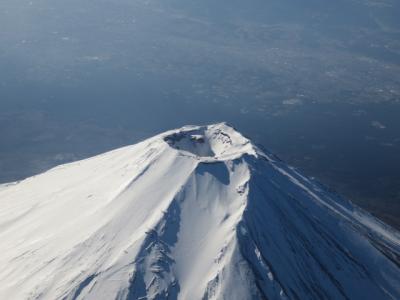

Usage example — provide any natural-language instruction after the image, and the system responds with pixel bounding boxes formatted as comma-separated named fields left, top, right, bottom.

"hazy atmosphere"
left=1, top=0, right=400, bottom=228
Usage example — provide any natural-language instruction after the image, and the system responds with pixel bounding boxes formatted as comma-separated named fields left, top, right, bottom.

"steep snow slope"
left=0, top=123, right=399, bottom=300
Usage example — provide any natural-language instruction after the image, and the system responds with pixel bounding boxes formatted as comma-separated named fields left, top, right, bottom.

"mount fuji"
left=1, top=123, right=399, bottom=300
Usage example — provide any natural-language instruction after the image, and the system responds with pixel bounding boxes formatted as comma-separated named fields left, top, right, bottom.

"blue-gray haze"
left=1, top=0, right=400, bottom=228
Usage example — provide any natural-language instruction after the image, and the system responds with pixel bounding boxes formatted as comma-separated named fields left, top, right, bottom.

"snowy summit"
left=0, top=123, right=400, bottom=300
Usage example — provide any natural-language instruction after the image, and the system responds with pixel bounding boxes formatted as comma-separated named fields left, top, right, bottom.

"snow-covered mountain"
left=1, top=123, right=399, bottom=300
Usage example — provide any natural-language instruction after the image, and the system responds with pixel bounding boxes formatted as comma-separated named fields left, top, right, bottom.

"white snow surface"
left=1, top=123, right=400, bottom=300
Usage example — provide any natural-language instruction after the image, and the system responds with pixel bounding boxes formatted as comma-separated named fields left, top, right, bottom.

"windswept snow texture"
left=1, top=123, right=400, bottom=300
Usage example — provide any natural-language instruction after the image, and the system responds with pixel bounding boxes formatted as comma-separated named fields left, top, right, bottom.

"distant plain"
left=1, top=0, right=400, bottom=228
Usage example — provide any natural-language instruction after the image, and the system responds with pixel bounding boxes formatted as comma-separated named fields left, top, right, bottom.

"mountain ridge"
left=0, top=123, right=399, bottom=300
